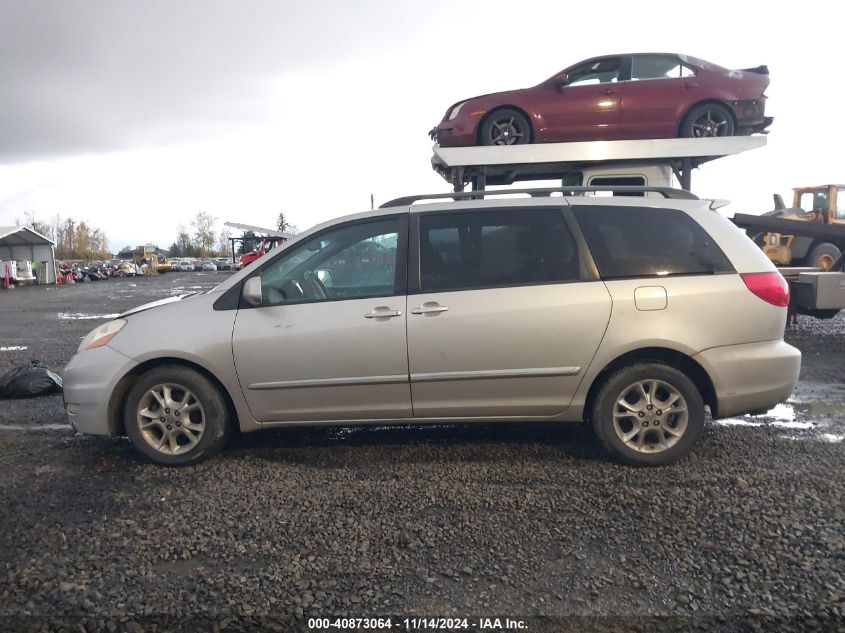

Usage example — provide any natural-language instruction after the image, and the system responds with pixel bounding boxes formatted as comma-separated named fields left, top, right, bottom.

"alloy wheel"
left=136, top=383, right=206, bottom=455
left=612, top=379, right=689, bottom=453
left=691, top=110, right=729, bottom=137
left=489, top=116, right=525, bottom=145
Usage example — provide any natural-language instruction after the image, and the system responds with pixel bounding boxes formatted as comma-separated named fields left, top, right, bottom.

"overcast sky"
left=0, top=1, right=841, bottom=251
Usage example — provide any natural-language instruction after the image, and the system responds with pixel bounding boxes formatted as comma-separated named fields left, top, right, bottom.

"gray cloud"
left=0, top=0, right=439, bottom=164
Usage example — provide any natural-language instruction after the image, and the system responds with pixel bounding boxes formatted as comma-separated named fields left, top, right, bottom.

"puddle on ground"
left=790, top=401, right=845, bottom=417
left=781, top=433, right=845, bottom=444
left=717, top=403, right=812, bottom=429
left=790, top=380, right=845, bottom=405
left=716, top=390, right=845, bottom=444
left=820, top=433, right=845, bottom=443
left=716, top=418, right=764, bottom=427
left=58, top=313, right=119, bottom=320
left=762, top=402, right=795, bottom=422
left=0, top=423, right=73, bottom=432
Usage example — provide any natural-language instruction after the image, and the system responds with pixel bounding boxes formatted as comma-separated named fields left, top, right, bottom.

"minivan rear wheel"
left=592, top=363, right=704, bottom=466
left=124, top=365, right=231, bottom=465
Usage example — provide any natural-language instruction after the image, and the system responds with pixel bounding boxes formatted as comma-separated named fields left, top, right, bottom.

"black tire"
left=479, top=108, right=532, bottom=146
left=124, top=365, right=231, bottom=465
left=679, top=103, right=735, bottom=138
left=592, top=363, right=705, bottom=466
left=805, top=242, right=841, bottom=270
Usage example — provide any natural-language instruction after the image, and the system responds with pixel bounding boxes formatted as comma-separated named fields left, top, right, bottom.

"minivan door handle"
left=411, top=302, right=449, bottom=315
left=364, top=307, right=402, bottom=319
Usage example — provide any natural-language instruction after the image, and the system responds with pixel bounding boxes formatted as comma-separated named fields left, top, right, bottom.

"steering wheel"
left=304, top=271, right=331, bottom=299
left=279, top=279, right=305, bottom=302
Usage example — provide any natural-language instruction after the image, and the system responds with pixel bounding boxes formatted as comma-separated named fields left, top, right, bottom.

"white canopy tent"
left=0, top=226, right=56, bottom=284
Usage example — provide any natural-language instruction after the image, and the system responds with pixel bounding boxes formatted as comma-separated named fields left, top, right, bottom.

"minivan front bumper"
left=694, top=339, right=801, bottom=419
left=64, top=345, right=138, bottom=436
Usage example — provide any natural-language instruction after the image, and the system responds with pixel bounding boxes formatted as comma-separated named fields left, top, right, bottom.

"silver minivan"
left=64, top=188, right=801, bottom=466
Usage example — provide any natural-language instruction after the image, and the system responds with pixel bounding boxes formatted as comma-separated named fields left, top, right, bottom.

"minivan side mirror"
left=242, top=277, right=263, bottom=307
left=555, top=73, right=569, bottom=89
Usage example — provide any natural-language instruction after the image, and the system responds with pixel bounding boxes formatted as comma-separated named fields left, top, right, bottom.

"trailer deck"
left=431, top=136, right=767, bottom=191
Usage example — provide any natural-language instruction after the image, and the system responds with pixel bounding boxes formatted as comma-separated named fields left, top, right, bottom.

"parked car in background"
left=214, top=258, right=233, bottom=271
left=200, top=260, right=217, bottom=272
left=64, top=187, right=799, bottom=467
left=431, top=53, right=772, bottom=146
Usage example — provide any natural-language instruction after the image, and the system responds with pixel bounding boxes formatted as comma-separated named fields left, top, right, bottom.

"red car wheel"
left=479, top=109, right=532, bottom=146
left=680, top=103, right=735, bottom=138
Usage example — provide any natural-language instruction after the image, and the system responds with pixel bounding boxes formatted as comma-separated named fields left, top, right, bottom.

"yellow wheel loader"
left=741, top=185, right=845, bottom=270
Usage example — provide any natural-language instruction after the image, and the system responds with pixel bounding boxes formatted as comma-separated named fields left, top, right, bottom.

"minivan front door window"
left=258, top=218, right=400, bottom=306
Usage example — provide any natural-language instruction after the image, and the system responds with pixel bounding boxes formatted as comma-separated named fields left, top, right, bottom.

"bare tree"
left=191, top=211, right=217, bottom=256
left=216, top=227, right=232, bottom=256
left=175, top=224, right=195, bottom=256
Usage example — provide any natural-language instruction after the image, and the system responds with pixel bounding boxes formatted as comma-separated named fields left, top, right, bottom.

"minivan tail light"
left=740, top=272, right=789, bottom=307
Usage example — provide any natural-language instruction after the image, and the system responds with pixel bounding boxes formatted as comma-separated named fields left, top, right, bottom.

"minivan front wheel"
left=592, top=363, right=704, bottom=466
left=124, top=365, right=231, bottom=465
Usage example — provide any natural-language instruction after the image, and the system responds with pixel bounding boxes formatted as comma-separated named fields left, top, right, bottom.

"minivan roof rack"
left=380, top=186, right=698, bottom=208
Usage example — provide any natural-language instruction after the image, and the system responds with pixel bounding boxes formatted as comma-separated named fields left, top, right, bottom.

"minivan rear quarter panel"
left=565, top=197, right=793, bottom=419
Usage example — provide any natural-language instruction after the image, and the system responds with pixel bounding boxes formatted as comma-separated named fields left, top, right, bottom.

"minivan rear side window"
left=571, top=205, right=734, bottom=279
left=419, top=208, right=579, bottom=292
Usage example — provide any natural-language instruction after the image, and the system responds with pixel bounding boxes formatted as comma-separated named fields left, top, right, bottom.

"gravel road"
left=0, top=274, right=843, bottom=632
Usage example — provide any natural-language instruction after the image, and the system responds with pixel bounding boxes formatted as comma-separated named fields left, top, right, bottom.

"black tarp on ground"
left=0, top=361, right=63, bottom=399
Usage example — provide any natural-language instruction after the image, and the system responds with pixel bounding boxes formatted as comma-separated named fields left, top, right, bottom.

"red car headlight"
left=448, top=102, right=466, bottom=120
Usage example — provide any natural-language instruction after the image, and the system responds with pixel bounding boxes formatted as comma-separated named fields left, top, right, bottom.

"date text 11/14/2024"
left=307, top=617, right=528, bottom=630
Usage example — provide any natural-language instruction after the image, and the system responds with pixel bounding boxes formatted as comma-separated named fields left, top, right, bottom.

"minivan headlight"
left=78, top=319, right=127, bottom=352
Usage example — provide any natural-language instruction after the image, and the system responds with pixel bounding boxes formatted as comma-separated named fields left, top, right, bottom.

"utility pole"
left=370, top=193, right=374, bottom=210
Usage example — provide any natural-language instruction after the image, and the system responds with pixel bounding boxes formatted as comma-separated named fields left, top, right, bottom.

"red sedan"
left=430, top=53, right=772, bottom=147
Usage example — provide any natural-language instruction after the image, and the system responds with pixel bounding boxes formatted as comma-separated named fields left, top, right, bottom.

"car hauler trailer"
left=431, top=135, right=767, bottom=192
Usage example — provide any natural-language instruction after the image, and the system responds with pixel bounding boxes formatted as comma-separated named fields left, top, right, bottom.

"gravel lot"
left=1, top=273, right=843, bottom=632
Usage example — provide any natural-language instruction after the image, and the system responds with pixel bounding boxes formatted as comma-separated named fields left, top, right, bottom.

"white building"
left=0, top=226, right=57, bottom=285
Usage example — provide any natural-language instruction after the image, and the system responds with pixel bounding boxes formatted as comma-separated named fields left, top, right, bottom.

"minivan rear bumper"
left=694, top=340, right=801, bottom=419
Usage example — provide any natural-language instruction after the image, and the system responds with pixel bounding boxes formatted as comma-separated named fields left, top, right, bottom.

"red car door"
left=618, top=54, right=698, bottom=139
left=539, top=57, right=622, bottom=142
